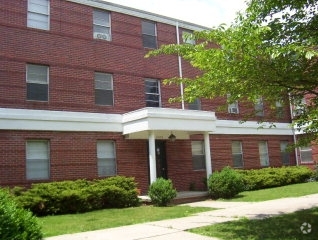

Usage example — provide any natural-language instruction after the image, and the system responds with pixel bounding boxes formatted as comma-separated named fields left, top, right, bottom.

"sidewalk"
left=45, top=194, right=318, bottom=240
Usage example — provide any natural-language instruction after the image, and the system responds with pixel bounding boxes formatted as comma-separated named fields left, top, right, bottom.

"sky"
left=103, top=0, right=247, bottom=28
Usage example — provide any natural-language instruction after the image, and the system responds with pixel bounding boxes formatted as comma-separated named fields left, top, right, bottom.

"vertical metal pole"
left=176, top=22, right=185, bottom=110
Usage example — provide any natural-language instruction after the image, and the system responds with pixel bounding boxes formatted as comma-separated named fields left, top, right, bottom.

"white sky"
left=103, top=0, right=247, bottom=28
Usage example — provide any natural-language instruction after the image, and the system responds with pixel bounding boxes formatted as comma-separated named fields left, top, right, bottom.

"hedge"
left=13, top=176, right=140, bottom=216
left=237, top=166, right=313, bottom=191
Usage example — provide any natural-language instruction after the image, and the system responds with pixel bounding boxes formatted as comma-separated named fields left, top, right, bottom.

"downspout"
left=176, top=21, right=185, bottom=109
left=288, top=93, right=299, bottom=166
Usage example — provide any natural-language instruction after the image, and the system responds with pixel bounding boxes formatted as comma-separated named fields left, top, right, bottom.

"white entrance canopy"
left=122, top=107, right=217, bottom=139
left=123, top=107, right=216, bottom=183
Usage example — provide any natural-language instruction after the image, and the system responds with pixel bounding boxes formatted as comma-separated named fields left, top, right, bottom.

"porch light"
left=168, top=132, right=176, bottom=142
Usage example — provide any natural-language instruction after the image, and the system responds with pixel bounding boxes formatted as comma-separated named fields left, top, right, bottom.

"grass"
left=40, top=205, right=212, bottom=237
left=221, top=182, right=318, bottom=202
left=40, top=182, right=318, bottom=237
left=190, top=207, right=318, bottom=240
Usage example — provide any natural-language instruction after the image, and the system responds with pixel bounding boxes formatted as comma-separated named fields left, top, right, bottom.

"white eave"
left=0, top=108, right=122, bottom=132
left=214, top=120, right=293, bottom=135
left=123, top=107, right=217, bottom=139
left=66, top=0, right=208, bottom=31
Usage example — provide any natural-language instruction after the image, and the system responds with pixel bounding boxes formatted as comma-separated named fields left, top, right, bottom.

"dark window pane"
left=281, top=153, right=290, bottom=165
left=232, top=154, right=243, bottom=168
left=142, top=35, right=157, bottom=48
left=142, top=21, right=155, bottom=35
left=27, top=83, right=48, bottom=101
left=146, top=100, right=159, bottom=107
left=192, top=155, right=205, bottom=170
left=189, top=99, right=201, bottom=110
left=95, top=89, right=113, bottom=105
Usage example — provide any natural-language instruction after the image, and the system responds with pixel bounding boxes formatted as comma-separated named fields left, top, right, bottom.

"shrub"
left=148, top=178, right=177, bottom=206
left=0, top=188, right=43, bottom=240
left=14, top=176, right=140, bottom=216
left=208, top=166, right=245, bottom=199
left=237, top=166, right=313, bottom=191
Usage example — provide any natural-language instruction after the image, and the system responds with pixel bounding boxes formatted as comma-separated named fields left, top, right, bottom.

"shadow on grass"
left=190, top=208, right=318, bottom=240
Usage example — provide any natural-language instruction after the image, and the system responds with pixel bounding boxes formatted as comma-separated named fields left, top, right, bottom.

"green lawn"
left=222, top=182, right=318, bottom=202
left=190, top=182, right=318, bottom=240
left=190, top=207, right=318, bottom=240
left=40, top=182, right=318, bottom=237
left=40, top=205, right=212, bottom=237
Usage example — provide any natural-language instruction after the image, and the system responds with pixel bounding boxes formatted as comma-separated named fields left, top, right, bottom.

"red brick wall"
left=0, top=1, right=301, bottom=192
left=0, top=130, right=149, bottom=192
left=0, top=129, right=296, bottom=192
left=0, top=0, right=292, bottom=122
left=210, top=134, right=296, bottom=170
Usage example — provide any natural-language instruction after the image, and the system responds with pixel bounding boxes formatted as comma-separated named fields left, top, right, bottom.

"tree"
left=147, top=0, right=318, bottom=145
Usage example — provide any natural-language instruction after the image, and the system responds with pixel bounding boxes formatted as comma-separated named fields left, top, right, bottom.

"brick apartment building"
left=0, top=0, right=315, bottom=193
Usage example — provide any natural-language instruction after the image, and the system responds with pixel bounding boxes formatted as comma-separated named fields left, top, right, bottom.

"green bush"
left=148, top=178, right=177, bottom=206
left=0, top=188, right=43, bottom=240
left=237, top=166, right=313, bottom=191
left=14, top=176, right=140, bottom=216
left=208, top=166, right=245, bottom=199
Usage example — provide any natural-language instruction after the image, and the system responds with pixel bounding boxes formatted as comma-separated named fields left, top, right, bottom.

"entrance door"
left=155, top=140, right=167, bottom=179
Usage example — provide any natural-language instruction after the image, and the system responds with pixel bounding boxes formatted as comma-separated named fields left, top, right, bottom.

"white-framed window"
left=142, top=20, right=157, bottom=48
left=26, top=64, right=49, bottom=101
left=145, top=79, right=161, bottom=107
left=227, top=94, right=239, bottom=114
left=188, top=98, right=201, bottom=110
left=97, top=140, right=116, bottom=177
left=26, top=140, right=50, bottom=180
left=293, top=97, right=306, bottom=117
left=182, top=30, right=195, bottom=45
left=232, top=141, right=243, bottom=168
left=300, top=145, right=313, bottom=163
left=255, top=97, right=264, bottom=116
left=191, top=141, right=206, bottom=170
left=275, top=101, right=284, bottom=118
left=259, top=141, right=269, bottom=167
left=93, top=9, right=111, bottom=41
left=280, top=141, right=290, bottom=165
left=27, top=0, right=50, bottom=30
left=95, top=72, right=113, bottom=106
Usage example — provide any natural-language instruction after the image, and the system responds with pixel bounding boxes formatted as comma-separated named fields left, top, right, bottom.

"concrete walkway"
left=45, top=194, right=318, bottom=240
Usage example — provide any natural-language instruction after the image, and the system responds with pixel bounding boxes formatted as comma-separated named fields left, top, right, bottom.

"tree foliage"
left=147, top=0, right=318, bottom=145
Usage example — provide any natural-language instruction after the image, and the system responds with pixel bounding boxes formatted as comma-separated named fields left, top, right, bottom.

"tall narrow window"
left=142, top=21, right=157, bottom=48
left=227, top=94, right=239, bottom=114
left=188, top=98, right=201, bottom=110
left=145, top=79, right=160, bottom=107
left=255, top=97, right=264, bottom=116
left=191, top=141, right=206, bottom=170
left=232, top=141, right=243, bottom=168
left=300, top=145, right=313, bottom=163
left=95, top=72, right=113, bottom=106
left=259, top=141, right=269, bottom=167
left=182, top=30, right=195, bottom=45
left=26, top=64, right=49, bottom=101
left=93, top=9, right=111, bottom=41
left=26, top=140, right=49, bottom=180
left=280, top=141, right=290, bottom=165
left=97, top=140, right=116, bottom=177
left=293, top=97, right=306, bottom=117
left=27, top=0, right=50, bottom=30
left=275, top=101, right=284, bottom=118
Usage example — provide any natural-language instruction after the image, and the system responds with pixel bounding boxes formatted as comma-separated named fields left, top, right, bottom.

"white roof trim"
left=0, top=108, right=122, bottom=132
left=214, top=120, right=293, bottom=135
left=66, top=0, right=208, bottom=31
